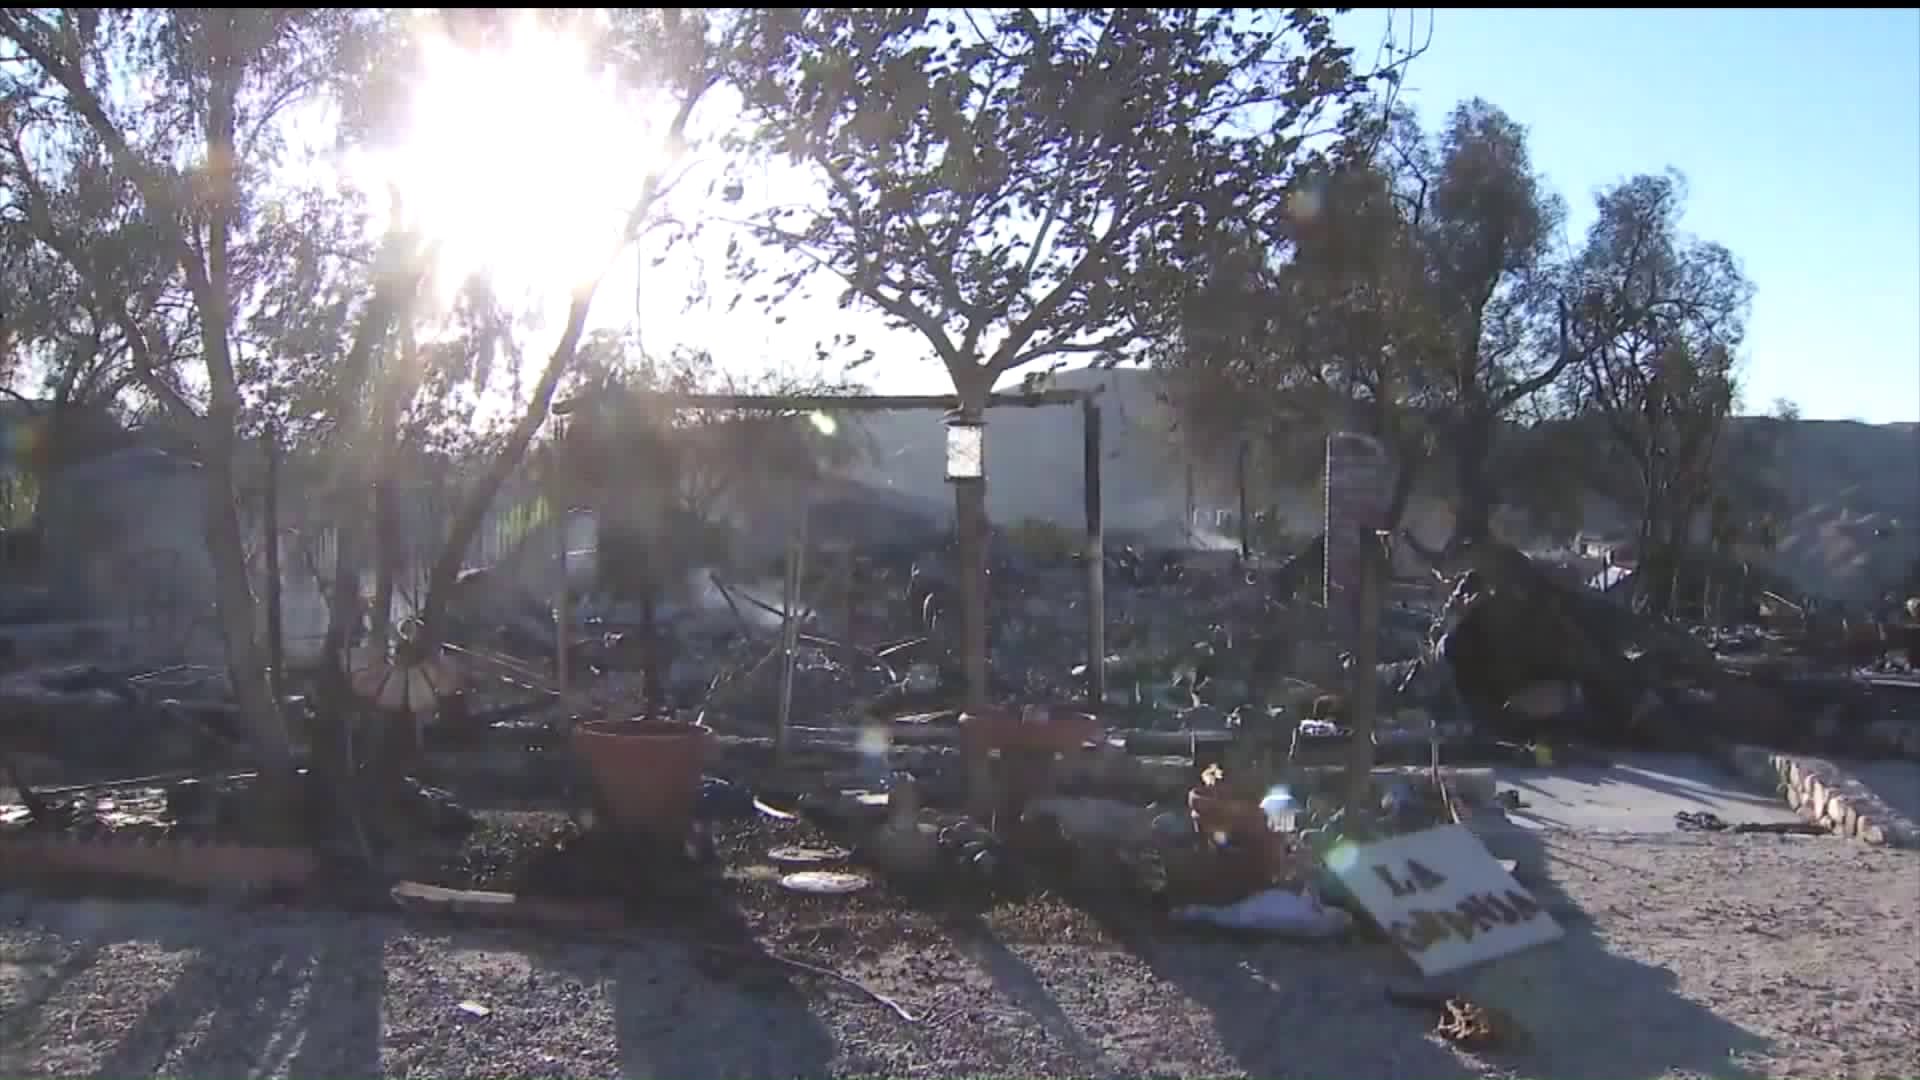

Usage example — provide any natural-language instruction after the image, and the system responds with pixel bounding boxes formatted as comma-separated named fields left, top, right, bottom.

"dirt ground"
left=0, top=827, right=1915, bottom=1080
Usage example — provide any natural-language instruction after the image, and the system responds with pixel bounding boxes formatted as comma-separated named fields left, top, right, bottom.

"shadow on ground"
left=1458, top=824, right=1773, bottom=1080
left=1498, top=751, right=1799, bottom=832
left=1052, top=818, right=1779, bottom=1080
left=538, top=874, right=839, bottom=1080
left=936, top=909, right=1125, bottom=1077
left=0, top=895, right=386, bottom=1080
left=1074, top=895, right=1489, bottom=1080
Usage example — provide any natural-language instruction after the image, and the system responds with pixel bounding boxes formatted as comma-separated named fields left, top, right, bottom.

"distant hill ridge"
left=837, top=367, right=1918, bottom=604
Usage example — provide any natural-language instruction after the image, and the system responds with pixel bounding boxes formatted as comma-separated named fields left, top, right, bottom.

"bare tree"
left=1415, top=99, right=1571, bottom=546
left=1566, top=171, right=1753, bottom=615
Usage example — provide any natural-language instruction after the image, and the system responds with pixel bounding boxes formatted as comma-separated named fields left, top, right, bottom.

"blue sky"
left=1343, top=8, right=1919, bottom=423
left=616, top=9, right=1919, bottom=424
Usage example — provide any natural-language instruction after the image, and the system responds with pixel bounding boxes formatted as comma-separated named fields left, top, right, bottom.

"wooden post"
left=1237, top=439, right=1251, bottom=560
left=1184, top=460, right=1196, bottom=543
left=953, top=405, right=990, bottom=714
left=775, top=500, right=809, bottom=769
left=1348, top=526, right=1385, bottom=816
left=841, top=545, right=857, bottom=647
left=554, top=505, right=570, bottom=694
left=263, top=425, right=283, bottom=692
left=1083, top=398, right=1105, bottom=710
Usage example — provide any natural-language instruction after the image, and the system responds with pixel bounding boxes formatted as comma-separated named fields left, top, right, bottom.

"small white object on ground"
left=779, top=870, right=870, bottom=895
left=767, top=845, right=851, bottom=866
left=457, top=1000, right=491, bottom=1018
left=1170, top=887, right=1353, bottom=938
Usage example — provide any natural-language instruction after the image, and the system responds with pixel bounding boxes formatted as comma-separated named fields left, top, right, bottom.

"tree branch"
left=0, top=11, right=223, bottom=342
left=0, top=117, right=199, bottom=423
left=1490, top=294, right=1577, bottom=411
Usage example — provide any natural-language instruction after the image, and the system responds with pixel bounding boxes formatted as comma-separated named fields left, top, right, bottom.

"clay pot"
left=1185, top=787, right=1294, bottom=894
left=570, top=717, right=712, bottom=838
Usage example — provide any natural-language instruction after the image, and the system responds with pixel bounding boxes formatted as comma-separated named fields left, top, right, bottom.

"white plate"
left=779, top=870, right=870, bottom=895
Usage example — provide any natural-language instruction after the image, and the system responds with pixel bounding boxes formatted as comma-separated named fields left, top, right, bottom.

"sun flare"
left=355, top=15, right=658, bottom=304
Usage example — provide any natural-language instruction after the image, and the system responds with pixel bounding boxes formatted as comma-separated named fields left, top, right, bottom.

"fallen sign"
left=1330, top=824, right=1562, bottom=977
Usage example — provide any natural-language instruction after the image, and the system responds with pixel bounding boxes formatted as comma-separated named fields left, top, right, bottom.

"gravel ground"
left=0, top=829, right=1916, bottom=1080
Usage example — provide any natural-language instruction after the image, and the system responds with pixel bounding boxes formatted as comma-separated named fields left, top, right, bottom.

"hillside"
left=1728, top=418, right=1918, bottom=606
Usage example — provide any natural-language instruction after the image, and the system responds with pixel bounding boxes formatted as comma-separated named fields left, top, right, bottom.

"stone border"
left=0, top=827, right=321, bottom=894
left=0, top=825, right=635, bottom=937
left=390, top=880, right=627, bottom=931
left=1716, top=744, right=1919, bottom=849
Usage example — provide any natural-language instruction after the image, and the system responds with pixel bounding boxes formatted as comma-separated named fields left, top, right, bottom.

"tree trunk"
left=200, top=436, right=298, bottom=799
left=370, top=484, right=398, bottom=653
left=308, top=238, right=424, bottom=857
left=264, top=426, right=283, bottom=693
left=1452, top=415, right=1495, bottom=548
left=1383, top=445, right=1422, bottom=535
left=411, top=292, right=595, bottom=659
left=1637, top=490, right=1682, bottom=618
left=311, top=506, right=370, bottom=857
left=953, top=377, right=991, bottom=713
left=195, top=30, right=297, bottom=808
left=1664, top=512, right=1689, bottom=618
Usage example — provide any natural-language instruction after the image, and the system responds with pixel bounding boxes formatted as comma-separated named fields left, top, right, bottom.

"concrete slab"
left=1490, top=752, right=1801, bottom=834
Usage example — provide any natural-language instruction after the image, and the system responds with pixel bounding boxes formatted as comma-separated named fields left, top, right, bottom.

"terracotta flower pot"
left=571, top=717, right=712, bottom=838
left=1185, top=787, right=1294, bottom=892
left=1187, top=787, right=1268, bottom=842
